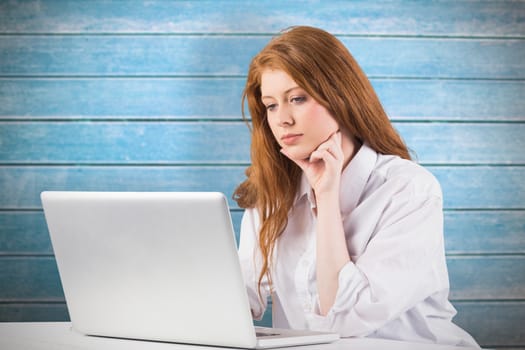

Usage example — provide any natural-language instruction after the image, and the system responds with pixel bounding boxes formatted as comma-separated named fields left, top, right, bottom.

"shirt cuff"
left=305, top=261, right=363, bottom=331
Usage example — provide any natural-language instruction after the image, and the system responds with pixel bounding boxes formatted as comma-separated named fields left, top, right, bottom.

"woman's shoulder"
left=372, top=153, right=442, bottom=198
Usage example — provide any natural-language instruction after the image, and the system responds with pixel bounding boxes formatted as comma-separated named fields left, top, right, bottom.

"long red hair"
left=233, top=26, right=410, bottom=297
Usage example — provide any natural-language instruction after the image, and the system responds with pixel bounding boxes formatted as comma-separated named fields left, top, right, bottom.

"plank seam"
left=1, top=119, right=525, bottom=124
left=0, top=163, right=523, bottom=167
left=1, top=118, right=524, bottom=123
left=1, top=75, right=524, bottom=81
left=0, top=33, right=523, bottom=40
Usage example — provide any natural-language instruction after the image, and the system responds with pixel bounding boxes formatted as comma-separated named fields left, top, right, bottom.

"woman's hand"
left=281, top=131, right=344, bottom=200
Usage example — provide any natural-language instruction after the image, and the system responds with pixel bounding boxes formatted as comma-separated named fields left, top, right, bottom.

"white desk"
left=0, top=322, right=474, bottom=350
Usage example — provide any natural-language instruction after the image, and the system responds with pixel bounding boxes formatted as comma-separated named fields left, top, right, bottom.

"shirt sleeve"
left=305, top=180, right=450, bottom=337
left=238, top=207, right=270, bottom=320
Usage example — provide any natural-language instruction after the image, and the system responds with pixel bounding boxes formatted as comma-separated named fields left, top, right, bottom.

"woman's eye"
left=290, top=96, right=306, bottom=104
left=265, top=103, right=277, bottom=111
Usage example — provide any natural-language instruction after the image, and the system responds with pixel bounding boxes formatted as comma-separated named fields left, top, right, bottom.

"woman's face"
left=260, top=69, right=339, bottom=160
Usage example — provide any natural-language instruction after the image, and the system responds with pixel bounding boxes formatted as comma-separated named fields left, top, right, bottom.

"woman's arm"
left=282, top=131, right=352, bottom=315
left=306, top=192, right=449, bottom=337
left=315, top=191, right=350, bottom=315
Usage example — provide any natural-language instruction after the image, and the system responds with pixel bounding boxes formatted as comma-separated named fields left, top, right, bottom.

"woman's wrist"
left=314, top=188, right=340, bottom=209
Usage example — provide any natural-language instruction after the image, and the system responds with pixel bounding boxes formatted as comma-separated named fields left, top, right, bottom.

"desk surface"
left=0, top=322, right=475, bottom=350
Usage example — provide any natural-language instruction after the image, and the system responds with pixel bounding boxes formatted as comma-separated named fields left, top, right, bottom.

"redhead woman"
left=233, top=26, right=479, bottom=348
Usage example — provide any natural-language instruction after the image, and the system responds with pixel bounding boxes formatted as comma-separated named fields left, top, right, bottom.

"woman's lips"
left=281, top=133, right=303, bottom=145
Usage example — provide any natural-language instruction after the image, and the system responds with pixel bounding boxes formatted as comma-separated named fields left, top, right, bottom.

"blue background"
left=0, top=1, right=524, bottom=348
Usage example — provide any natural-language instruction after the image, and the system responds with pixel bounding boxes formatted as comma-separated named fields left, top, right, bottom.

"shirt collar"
left=296, top=170, right=316, bottom=209
left=294, top=143, right=378, bottom=214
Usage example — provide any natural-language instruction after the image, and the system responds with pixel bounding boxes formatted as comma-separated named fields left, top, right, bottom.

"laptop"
left=41, top=191, right=340, bottom=349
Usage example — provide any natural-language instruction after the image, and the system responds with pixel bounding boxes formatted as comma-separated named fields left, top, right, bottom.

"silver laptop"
left=41, top=191, right=339, bottom=349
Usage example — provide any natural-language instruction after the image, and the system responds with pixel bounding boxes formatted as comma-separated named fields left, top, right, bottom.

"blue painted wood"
left=0, top=166, right=523, bottom=210
left=0, top=166, right=246, bottom=209
left=377, top=80, right=525, bottom=121
left=0, top=79, right=523, bottom=120
left=453, top=301, right=525, bottom=347
left=1, top=36, right=522, bottom=79
left=444, top=211, right=525, bottom=254
left=0, top=303, right=69, bottom=322
left=0, top=122, right=252, bottom=164
left=0, top=78, right=246, bottom=119
left=396, top=123, right=525, bottom=165
left=3, top=210, right=524, bottom=255
left=448, top=256, right=525, bottom=299
left=430, top=167, right=525, bottom=209
left=0, top=212, right=53, bottom=254
left=0, top=0, right=522, bottom=36
left=0, top=257, right=63, bottom=301
left=1, top=122, right=523, bottom=164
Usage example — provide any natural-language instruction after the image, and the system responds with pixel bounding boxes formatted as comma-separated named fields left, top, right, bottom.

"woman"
left=233, top=26, right=479, bottom=347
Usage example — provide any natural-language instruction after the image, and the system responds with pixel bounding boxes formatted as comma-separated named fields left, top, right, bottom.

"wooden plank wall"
left=0, top=0, right=524, bottom=348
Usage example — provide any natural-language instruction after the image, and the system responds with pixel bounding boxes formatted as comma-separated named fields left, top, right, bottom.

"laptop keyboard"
left=256, top=332, right=280, bottom=337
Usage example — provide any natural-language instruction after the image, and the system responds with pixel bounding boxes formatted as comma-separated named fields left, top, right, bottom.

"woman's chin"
left=282, top=147, right=312, bottom=161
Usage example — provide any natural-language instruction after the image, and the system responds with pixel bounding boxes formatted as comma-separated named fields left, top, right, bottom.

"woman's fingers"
left=309, top=148, right=334, bottom=164
left=312, top=132, right=343, bottom=163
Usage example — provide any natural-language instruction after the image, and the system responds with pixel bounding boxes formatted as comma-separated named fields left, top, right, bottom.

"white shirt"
left=238, top=143, right=479, bottom=348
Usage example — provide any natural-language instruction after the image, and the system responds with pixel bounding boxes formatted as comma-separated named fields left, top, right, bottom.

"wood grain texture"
left=444, top=211, right=525, bottom=254
left=0, top=303, right=69, bottom=322
left=0, top=257, right=63, bottom=301
left=1, top=78, right=523, bottom=120
left=0, top=0, right=523, bottom=36
left=0, top=212, right=53, bottom=254
left=1, top=36, right=522, bottom=79
left=448, top=256, right=525, bottom=299
left=453, top=301, right=525, bottom=346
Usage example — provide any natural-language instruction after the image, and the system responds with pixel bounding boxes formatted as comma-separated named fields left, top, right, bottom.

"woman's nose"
left=277, top=105, right=294, bottom=126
